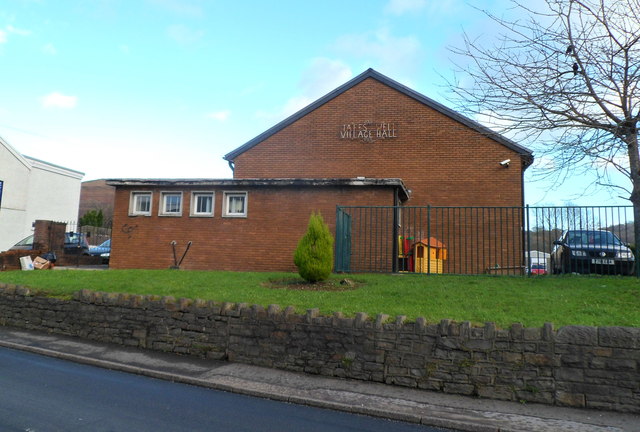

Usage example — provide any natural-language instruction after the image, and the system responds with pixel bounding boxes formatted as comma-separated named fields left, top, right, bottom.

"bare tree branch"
left=447, top=0, right=640, bottom=264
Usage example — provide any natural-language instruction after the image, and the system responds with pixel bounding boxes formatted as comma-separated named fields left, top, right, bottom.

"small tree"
left=79, top=209, right=104, bottom=227
left=294, top=212, right=334, bottom=283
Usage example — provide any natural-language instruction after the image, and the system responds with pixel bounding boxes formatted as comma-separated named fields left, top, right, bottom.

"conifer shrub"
left=294, top=212, right=334, bottom=282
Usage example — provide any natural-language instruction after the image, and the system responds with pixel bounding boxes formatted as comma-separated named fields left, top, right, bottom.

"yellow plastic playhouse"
left=413, top=237, right=447, bottom=274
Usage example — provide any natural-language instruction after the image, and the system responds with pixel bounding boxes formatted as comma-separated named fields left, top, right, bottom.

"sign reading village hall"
left=339, top=121, right=397, bottom=143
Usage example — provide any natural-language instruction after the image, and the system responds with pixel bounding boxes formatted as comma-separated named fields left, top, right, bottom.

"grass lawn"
left=0, top=269, right=638, bottom=329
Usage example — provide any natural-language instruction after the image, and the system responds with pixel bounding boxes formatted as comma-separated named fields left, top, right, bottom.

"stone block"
left=503, top=352, right=523, bottom=363
left=477, top=385, right=513, bottom=400
left=464, top=339, right=493, bottom=351
left=417, top=379, right=443, bottom=391
left=556, top=326, right=597, bottom=345
left=599, top=327, right=640, bottom=349
left=560, top=352, right=588, bottom=367
left=516, top=390, right=554, bottom=404
left=523, top=327, right=541, bottom=341
left=387, top=366, right=408, bottom=376
left=524, top=352, right=553, bottom=366
left=402, top=354, right=426, bottom=369
left=388, top=376, right=417, bottom=387
left=555, top=367, right=584, bottom=382
left=556, top=391, right=585, bottom=408
left=443, top=382, right=475, bottom=395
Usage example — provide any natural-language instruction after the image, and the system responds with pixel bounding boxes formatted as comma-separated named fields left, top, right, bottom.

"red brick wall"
left=110, top=77, right=528, bottom=273
left=110, top=185, right=397, bottom=271
left=232, top=78, right=525, bottom=207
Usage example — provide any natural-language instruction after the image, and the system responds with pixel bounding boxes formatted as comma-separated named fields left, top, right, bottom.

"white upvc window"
left=129, top=191, right=152, bottom=216
left=159, top=191, right=183, bottom=216
left=223, top=191, right=247, bottom=218
left=190, top=191, right=214, bottom=217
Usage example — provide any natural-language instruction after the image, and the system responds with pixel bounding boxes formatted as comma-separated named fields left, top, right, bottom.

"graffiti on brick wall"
left=121, top=223, right=138, bottom=239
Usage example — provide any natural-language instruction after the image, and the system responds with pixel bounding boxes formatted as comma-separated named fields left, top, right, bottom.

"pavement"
left=0, top=326, right=636, bottom=432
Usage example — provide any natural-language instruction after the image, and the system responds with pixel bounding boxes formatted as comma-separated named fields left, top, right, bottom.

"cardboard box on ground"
left=20, top=256, right=53, bottom=270
left=33, top=256, right=52, bottom=270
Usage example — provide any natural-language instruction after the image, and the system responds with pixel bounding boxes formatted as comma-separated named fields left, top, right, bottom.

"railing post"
left=427, top=205, right=431, bottom=275
left=525, top=204, right=531, bottom=276
left=392, top=204, right=399, bottom=273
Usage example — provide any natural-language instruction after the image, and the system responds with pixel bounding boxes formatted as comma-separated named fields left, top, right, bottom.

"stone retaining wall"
left=0, top=284, right=637, bottom=413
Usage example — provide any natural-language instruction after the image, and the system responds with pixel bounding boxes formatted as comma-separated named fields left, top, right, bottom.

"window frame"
left=190, top=191, right=215, bottom=217
left=222, top=191, right=248, bottom=218
left=129, top=191, right=153, bottom=216
left=159, top=191, right=183, bottom=217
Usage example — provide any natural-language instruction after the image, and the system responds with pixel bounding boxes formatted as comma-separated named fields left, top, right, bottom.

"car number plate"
left=591, top=258, right=614, bottom=265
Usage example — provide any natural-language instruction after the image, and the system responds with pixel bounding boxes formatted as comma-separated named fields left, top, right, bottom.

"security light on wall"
left=500, top=159, right=511, bottom=167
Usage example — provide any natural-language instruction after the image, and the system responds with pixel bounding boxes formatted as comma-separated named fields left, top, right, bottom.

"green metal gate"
left=335, top=208, right=352, bottom=272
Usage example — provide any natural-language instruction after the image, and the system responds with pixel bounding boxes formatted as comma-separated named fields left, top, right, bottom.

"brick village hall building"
left=107, top=69, right=533, bottom=273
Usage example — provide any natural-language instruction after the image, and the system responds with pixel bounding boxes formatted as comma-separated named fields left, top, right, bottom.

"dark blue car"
left=550, top=230, right=635, bottom=275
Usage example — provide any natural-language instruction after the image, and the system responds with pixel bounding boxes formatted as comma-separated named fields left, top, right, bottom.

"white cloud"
left=207, top=110, right=230, bottom=121
left=42, top=42, right=57, bottom=55
left=333, top=27, right=421, bottom=77
left=256, top=58, right=352, bottom=122
left=531, top=155, right=556, bottom=170
left=0, top=24, right=31, bottom=45
left=6, top=25, right=31, bottom=36
left=474, top=110, right=514, bottom=133
left=298, top=58, right=353, bottom=100
left=41, top=92, right=78, bottom=109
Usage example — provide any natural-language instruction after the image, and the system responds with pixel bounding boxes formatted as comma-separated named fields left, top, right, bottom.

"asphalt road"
left=0, top=347, right=452, bottom=432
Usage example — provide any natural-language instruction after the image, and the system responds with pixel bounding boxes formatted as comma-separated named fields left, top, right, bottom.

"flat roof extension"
left=106, top=177, right=411, bottom=202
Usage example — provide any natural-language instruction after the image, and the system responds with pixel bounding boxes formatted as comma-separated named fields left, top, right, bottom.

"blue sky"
left=0, top=0, right=631, bottom=206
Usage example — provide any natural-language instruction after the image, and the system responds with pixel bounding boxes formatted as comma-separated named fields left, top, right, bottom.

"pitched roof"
left=223, top=68, right=533, bottom=166
left=415, top=237, right=447, bottom=249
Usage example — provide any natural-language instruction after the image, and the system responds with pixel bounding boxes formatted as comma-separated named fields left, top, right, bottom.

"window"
left=160, top=192, right=183, bottom=216
left=223, top=191, right=247, bottom=217
left=190, top=192, right=214, bottom=217
left=130, top=191, right=152, bottom=216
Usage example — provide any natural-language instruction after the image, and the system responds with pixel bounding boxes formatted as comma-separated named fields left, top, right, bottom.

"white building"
left=0, top=136, right=84, bottom=251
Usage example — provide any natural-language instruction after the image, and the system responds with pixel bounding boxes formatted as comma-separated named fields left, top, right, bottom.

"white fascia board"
left=23, top=156, right=85, bottom=180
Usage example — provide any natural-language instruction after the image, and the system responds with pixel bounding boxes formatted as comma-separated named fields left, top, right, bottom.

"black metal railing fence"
left=335, top=205, right=636, bottom=276
left=63, top=221, right=112, bottom=247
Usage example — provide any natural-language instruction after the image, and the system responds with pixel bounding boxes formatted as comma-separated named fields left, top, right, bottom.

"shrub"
left=294, top=212, right=334, bottom=282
